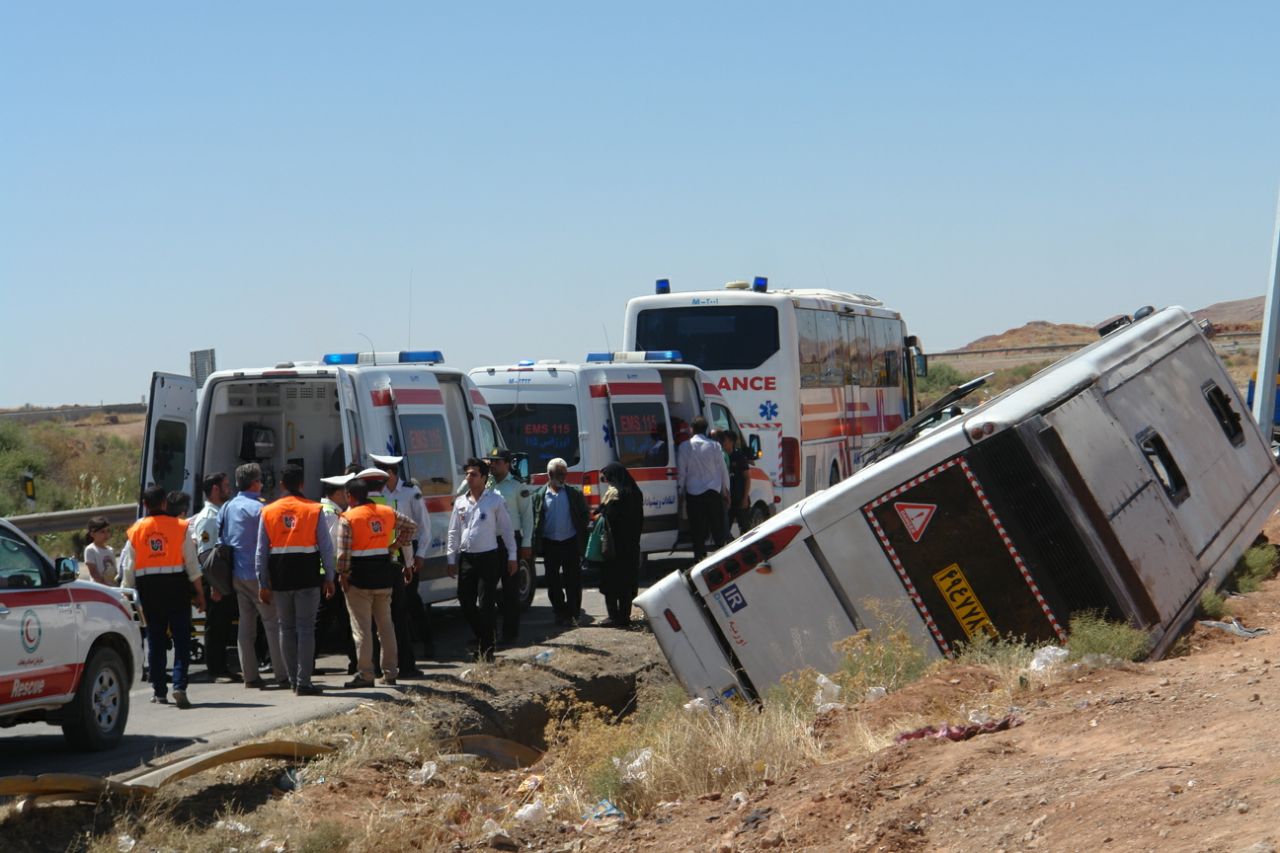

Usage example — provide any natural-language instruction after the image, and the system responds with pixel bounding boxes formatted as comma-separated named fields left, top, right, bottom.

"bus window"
left=841, top=316, right=859, bottom=385
left=634, top=306, right=780, bottom=371
left=853, top=316, right=875, bottom=386
left=798, top=309, right=820, bottom=388
left=489, top=403, right=581, bottom=475
left=611, top=401, right=667, bottom=469
left=817, top=312, right=842, bottom=387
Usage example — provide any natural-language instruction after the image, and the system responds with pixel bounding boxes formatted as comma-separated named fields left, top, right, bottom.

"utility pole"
left=1253, top=187, right=1280, bottom=433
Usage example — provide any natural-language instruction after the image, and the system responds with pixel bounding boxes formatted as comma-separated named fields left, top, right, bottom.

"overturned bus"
left=637, top=306, right=1280, bottom=702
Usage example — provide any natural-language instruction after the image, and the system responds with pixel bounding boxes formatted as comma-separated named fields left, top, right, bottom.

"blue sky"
left=3, top=2, right=1278, bottom=406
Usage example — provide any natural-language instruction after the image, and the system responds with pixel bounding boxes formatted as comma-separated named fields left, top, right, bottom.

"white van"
left=469, top=352, right=777, bottom=556
left=140, top=350, right=504, bottom=604
left=637, top=308, right=1280, bottom=702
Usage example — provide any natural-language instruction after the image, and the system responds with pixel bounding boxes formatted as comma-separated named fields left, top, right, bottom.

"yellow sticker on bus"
left=932, top=563, right=997, bottom=641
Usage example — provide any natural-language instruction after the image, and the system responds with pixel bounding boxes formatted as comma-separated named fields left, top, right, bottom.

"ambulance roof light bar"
left=585, top=350, right=683, bottom=363
left=655, top=278, right=671, bottom=294
left=322, top=350, right=445, bottom=366
left=752, top=276, right=768, bottom=292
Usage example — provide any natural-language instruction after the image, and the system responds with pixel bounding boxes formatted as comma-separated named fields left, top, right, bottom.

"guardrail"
left=7, top=504, right=137, bottom=536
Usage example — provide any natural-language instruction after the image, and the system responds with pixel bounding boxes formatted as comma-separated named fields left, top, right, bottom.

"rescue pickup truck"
left=637, top=306, right=1280, bottom=702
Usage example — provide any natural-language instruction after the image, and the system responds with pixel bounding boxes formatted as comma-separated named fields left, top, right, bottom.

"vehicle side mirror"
left=914, top=352, right=928, bottom=378
left=55, top=557, right=78, bottom=585
left=748, top=434, right=762, bottom=460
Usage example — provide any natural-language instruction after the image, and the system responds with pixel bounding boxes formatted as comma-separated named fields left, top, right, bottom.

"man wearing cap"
left=337, top=475, right=418, bottom=687
left=254, top=464, right=336, bottom=695
left=368, top=454, right=432, bottom=674
left=447, top=457, right=517, bottom=662
left=316, top=473, right=357, bottom=675
left=484, top=448, right=533, bottom=644
left=189, top=472, right=238, bottom=683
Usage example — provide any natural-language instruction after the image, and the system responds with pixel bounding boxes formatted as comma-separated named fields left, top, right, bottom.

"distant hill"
left=957, top=295, right=1263, bottom=351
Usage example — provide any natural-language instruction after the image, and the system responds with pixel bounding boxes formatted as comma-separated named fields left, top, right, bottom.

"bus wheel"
left=829, top=462, right=841, bottom=488
left=749, top=503, right=769, bottom=531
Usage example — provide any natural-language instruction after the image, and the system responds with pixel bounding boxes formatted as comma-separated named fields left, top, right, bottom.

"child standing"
left=83, top=516, right=118, bottom=585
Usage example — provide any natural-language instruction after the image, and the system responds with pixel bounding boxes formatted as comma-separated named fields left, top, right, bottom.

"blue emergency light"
left=398, top=350, right=444, bottom=363
left=752, top=276, right=768, bottom=293
left=655, top=278, right=671, bottom=294
left=585, top=350, right=683, bottom=363
left=517, top=359, right=535, bottom=367
left=322, top=352, right=360, bottom=365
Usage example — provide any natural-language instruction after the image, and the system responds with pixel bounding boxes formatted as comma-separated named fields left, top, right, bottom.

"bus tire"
left=749, top=503, right=769, bottom=531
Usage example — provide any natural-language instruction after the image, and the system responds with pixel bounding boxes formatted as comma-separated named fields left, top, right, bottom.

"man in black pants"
left=188, top=473, right=239, bottom=682
left=532, top=457, right=589, bottom=626
left=677, top=416, right=731, bottom=563
left=446, top=458, right=517, bottom=661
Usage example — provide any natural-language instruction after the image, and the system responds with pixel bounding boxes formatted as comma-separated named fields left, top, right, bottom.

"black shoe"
left=343, top=676, right=375, bottom=688
left=274, top=678, right=292, bottom=689
left=294, top=684, right=324, bottom=696
left=150, top=694, right=168, bottom=704
left=173, top=690, right=192, bottom=709
left=244, top=679, right=267, bottom=689
left=346, top=661, right=358, bottom=676
left=211, top=672, right=242, bottom=684
left=399, top=668, right=425, bottom=679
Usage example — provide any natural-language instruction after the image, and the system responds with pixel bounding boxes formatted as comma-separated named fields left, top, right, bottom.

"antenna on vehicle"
left=407, top=268, right=413, bottom=350
left=358, top=332, right=377, bottom=365
left=602, top=323, right=612, bottom=352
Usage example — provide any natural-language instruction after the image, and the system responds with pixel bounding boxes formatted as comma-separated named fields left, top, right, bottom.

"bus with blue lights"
left=623, top=278, right=925, bottom=509
left=139, top=350, right=509, bottom=606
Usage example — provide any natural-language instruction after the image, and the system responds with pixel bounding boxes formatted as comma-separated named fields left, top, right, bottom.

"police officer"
left=483, top=448, right=533, bottom=644
left=317, top=473, right=358, bottom=675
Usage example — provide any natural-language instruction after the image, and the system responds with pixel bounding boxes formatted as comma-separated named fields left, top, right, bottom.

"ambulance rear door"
left=140, top=372, right=197, bottom=510
left=602, top=366, right=680, bottom=552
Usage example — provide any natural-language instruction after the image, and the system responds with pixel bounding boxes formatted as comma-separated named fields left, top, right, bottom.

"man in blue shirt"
left=218, top=462, right=288, bottom=688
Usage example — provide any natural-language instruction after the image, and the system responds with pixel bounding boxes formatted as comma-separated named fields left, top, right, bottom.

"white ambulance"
left=637, top=307, right=1280, bottom=702
left=469, top=352, right=777, bottom=556
left=140, top=350, right=506, bottom=605
left=0, top=517, right=142, bottom=750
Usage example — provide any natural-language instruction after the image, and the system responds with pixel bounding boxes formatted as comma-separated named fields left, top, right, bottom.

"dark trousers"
left=202, top=579, right=236, bottom=676
left=687, top=490, right=728, bottom=560
left=457, top=549, right=502, bottom=659
left=140, top=595, right=192, bottom=697
left=497, top=538, right=521, bottom=641
left=405, top=573, right=433, bottom=654
left=316, top=582, right=356, bottom=668
left=543, top=535, right=582, bottom=620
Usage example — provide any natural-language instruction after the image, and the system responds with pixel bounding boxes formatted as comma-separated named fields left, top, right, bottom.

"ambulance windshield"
left=488, top=403, right=580, bottom=475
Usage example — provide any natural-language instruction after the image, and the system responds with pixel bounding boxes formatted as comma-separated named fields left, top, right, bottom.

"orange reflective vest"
left=260, top=494, right=323, bottom=591
left=127, top=515, right=189, bottom=591
left=343, top=502, right=398, bottom=589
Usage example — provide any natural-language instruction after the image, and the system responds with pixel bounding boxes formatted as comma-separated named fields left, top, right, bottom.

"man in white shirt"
left=188, top=472, right=237, bottom=682
left=676, top=415, right=731, bottom=563
left=446, top=457, right=516, bottom=661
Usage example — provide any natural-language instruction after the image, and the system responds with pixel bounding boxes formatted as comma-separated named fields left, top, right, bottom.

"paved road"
left=0, top=558, right=689, bottom=780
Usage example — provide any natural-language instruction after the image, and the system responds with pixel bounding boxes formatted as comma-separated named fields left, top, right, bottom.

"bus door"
left=605, top=369, right=679, bottom=552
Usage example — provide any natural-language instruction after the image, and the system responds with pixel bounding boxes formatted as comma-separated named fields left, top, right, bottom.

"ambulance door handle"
left=666, top=468, right=677, bottom=479
left=0, top=604, right=10, bottom=617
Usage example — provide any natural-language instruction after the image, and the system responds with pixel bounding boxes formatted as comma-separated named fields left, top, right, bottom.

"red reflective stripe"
left=607, top=382, right=665, bottom=396
left=425, top=495, right=454, bottom=513
left=629, top=467, right=677, bottom=482
left=589, top=384, right=608, bottom=398
left=68, top=587, right=132, bottom=621
left=370, top=388, right=444, bottom=407
left=0, top=663, right=84, bottom=705
left=0, top=589, right=69, bottom=607
left=703, top=383, right=721, bottom=397
left=470, top=389, right=487, bottom=405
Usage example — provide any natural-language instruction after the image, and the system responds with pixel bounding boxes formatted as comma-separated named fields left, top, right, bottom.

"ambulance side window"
left=150, top=419, right=188, bottom=493
left=398, top=413, right=453, bottom=497
left=612, top=402, right=665, bottom=468
left=709, top=403, right=733, bottom=435
left=0, top=531, right=48, bottom=589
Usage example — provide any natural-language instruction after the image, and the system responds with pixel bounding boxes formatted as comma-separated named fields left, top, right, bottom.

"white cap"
left=354, top=467, right=391, bottom=481
left=320, top=473, right=354, bottom=487
left=368, top=453, right=403, bottom=467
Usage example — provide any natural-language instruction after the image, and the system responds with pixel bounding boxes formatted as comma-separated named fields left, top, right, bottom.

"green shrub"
left=1066, top=611, right=1151, bottom=662
left=1199, top=589, right=1228, bottom=620
left=1229, top=544, right=1278, bottom=594
left=831, top=623, right=932, bottom=695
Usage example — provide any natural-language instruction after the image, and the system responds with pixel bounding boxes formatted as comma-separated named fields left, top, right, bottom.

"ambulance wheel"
left=516, top=558, right=536, bottom=610
left=62, top=646, right=129, bottom=751
left=749, top=504, right=769, bottom=531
